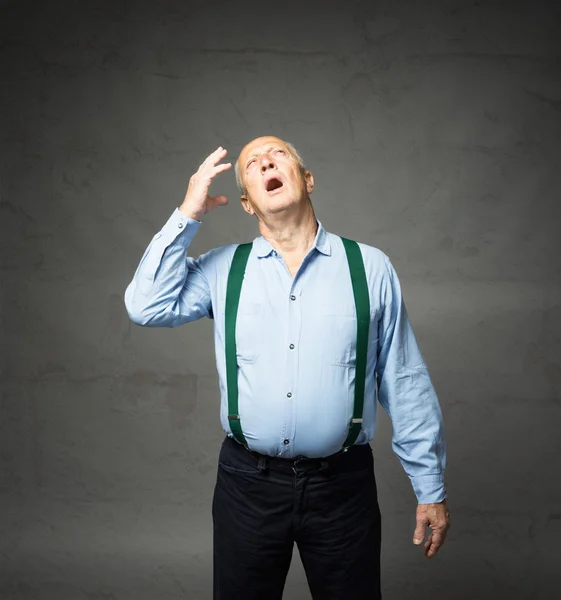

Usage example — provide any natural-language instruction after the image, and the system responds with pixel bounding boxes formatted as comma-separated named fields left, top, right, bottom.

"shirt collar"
left=254, top=220, right=332, bottom=258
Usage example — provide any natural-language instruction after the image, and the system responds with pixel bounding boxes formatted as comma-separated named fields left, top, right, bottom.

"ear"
left=305, top=170, right=314, bottom=195
left=240, top=195, right=255, bottom=215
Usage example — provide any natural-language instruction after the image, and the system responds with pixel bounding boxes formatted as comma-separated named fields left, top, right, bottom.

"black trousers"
left=212, top=435, right=382, bottom=599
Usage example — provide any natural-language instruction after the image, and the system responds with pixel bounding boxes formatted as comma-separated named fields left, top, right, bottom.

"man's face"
left=237, top=136, right=313, bottom=218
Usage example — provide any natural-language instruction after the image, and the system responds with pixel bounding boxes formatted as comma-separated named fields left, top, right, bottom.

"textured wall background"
left=1, top=0, right=560, bottom=598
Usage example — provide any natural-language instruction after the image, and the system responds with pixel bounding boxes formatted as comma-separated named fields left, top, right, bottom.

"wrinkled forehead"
left=238, top=136, right=289, bottom=164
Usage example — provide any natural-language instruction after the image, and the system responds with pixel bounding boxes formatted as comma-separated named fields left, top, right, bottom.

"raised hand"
left=179, top=146, right=232, bottom=220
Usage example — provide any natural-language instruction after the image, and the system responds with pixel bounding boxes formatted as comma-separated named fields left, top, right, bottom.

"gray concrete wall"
left=1, top=0, right=560, bottom=598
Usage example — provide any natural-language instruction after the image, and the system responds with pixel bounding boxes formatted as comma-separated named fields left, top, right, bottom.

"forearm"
left=124, top=208, right=210, bottom=327
left=378, top=363, right=447, bottom=504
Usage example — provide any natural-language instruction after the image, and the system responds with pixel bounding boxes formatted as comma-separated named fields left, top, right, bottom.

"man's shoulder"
left=195, top=240, right=257, bottom=274
left=326, top=231, right=391, bottom=272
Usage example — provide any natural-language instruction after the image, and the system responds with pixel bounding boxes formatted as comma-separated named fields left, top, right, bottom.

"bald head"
left=235, top=136, right=306, bottom=194
left=235, top=135, right=314, bottom=221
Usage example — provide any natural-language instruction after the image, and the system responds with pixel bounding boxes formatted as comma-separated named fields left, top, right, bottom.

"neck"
left=258, top=200, right=318, bottom=256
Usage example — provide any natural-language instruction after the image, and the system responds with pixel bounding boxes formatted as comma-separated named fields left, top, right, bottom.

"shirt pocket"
left=317, top=304, right=378, bottom=368
left=317, top=304, right=358, bottom=367
left=235, top=302, right=263, bottom=364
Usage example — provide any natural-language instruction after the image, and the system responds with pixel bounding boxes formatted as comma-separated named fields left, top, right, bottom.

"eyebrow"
left=245, top=145, right=286, bottom=166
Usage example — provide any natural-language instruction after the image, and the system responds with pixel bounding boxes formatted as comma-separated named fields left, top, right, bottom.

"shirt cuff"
left=410, top=473, right=447, bottom=504
left=156, top=208, right=202, bottom=244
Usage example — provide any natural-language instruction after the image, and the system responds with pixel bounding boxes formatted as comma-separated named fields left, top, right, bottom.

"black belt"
left=227, top=435, right=372, bottom=475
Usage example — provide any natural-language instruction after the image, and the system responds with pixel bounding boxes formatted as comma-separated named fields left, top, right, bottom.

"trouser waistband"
left=224, top=435, right=373, bottom=475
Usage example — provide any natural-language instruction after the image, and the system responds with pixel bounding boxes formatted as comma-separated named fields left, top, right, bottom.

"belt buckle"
left=292, top=456, right=305, bottom=475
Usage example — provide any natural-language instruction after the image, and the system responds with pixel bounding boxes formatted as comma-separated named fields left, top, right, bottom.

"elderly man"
left=124, top=136, right=451, bottom=599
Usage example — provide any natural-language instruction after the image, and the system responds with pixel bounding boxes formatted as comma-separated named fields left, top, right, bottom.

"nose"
left=259, top=154, right=276, bottom=173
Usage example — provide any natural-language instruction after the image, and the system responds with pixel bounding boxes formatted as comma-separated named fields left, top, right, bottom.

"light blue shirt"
left=124, top=208, right=447, bottom=503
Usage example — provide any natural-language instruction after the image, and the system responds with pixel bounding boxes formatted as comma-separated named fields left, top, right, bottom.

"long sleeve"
left=124, top=208, right=212, bottom=327
left=375, top=256, right=447, bottom=504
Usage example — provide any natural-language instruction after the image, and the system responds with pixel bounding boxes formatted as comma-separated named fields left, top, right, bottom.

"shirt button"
left=289, top=343, right=295, bottom=350
left=283, top=439, right=290, bottom=445
left=290, top=295, right=296, bottom=301
left=287, top=392, right=292, bottom=398
left=178, top=222, right=184, bottom=229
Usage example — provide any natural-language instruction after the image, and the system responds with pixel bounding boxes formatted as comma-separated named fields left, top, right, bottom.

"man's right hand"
left=179, top=147, right=232, bottom=221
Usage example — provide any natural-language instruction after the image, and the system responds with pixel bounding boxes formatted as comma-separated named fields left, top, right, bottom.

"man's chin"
left=265, top=196, right=298, bottom=214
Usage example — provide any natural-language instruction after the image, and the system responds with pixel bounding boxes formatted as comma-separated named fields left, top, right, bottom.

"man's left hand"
left=413, top=499, right=451, bottom=559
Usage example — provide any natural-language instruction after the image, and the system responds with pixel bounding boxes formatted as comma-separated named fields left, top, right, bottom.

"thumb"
left=413, top=518, right=428, bottom=545
left=212, top=195, right=229, bottom=207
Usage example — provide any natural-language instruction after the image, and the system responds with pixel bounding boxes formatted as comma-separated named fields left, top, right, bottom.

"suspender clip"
left=351, top=418, right=363, bottom=424
left=228, top=415, right=240, bottom=420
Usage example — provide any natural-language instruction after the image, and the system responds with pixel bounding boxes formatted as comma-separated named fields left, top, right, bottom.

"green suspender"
left=225, top=243, right=253, bottom=446
left=224, top=238, right=370, bottom=451
left=340, top=237, right=370, bottom=449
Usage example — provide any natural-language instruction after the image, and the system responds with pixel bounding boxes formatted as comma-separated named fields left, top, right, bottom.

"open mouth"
left=266, top=178, right=284, bottom=193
